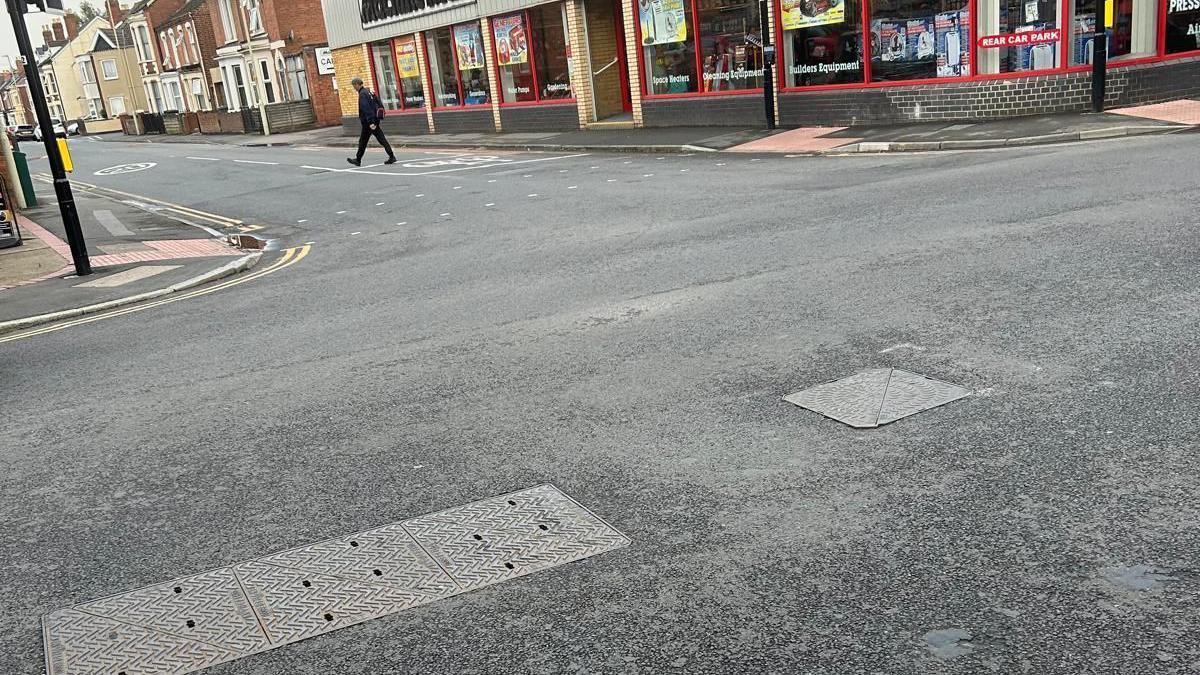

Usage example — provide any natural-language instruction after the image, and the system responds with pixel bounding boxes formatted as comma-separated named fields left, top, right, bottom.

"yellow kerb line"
left=0, top=246, right=309, bottom=343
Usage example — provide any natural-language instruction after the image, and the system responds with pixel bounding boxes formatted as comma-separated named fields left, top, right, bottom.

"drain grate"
left=784, top=368, right=971, bottom=428
left=43, top=485, right=628, bottom=675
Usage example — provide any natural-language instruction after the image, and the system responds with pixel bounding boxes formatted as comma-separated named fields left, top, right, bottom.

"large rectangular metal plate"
left=784, top=368, right=971, bottom=428
left=43, top=485, right=627, bottom=675
left=405, top=484, right=632, bottom=591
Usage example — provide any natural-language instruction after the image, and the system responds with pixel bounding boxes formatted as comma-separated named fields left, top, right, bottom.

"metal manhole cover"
left=43, top=485, right=628, bottom=675
left=784, top=368, right=971, bottom=428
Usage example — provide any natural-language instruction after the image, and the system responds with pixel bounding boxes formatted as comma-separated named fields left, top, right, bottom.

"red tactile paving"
left=1110, top=99, right=1200, bottom=126
left=727, top=127, right=858, bottom=153
left=0, top=214, right=238, bottom=291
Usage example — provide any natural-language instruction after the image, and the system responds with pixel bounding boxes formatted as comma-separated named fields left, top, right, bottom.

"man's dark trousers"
left=357, top=122, right=394, bottom=162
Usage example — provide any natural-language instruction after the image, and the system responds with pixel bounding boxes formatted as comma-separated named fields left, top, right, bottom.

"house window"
left=246, top=0, right=264, bottom=34
left=107, top=96, right=126, bottom=115
left=136, top=25, right=154, bottom=64
left=186, top=24, right=200, bottom=64
left=230, top=63, right=250, bottom=108
left=77, top=61, right=96, bottom=84
left=150, top=80, right=165, bottom=111
left=101, top=59, right=118, bottom=80
left=218, top=0, right=237, bottom=43
left=191, top=79, right=206, bottom=109
left=161, top=33, right=174, bottom=68
left=284, top=54, right=309, bottom=100
left=164, top=80, right=185, bottom=110
left=258, top=59, right=276, bottom=103
left=426, top=23, right=491, bottom=107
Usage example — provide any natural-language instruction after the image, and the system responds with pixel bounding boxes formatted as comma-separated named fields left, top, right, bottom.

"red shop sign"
left=977, top=29, right=1062, bottom=48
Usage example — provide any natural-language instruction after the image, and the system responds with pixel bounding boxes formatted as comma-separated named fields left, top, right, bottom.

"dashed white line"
left=567, top=185, right=577, bottom=189
left=336, top=210, right=347, bottom=214
left=415, top=193, right=424, bottom=197
left=485, top=203, right=495, bottom=207
left=297, top=219, right=308, bottom=223
left=642, top=174, right=654, bottom=177
left=606, top=179, right=616, bottom=182
left=440, top=212, right=451, bottom=217
left=186, top=156, right=221, bottom=161
left=350, top=231, right=362, bottom=235
left=527, top=194, right=538, bottom=197
left=397, top=221, right=407, bottom=225
left=680, top=169, right=689, bottom=172
left=234, top=159, right=279, bottom=165
left=522, top=174, right=532, bottom=178
left=487, top=179, right=497, bottom=183
left=453, top=186, right=462, bottom=189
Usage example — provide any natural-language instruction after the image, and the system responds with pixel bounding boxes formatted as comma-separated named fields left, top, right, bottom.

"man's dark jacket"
left=358, top=88, right=382, bottom=124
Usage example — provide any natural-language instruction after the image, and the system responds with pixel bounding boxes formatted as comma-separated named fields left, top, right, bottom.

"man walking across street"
left=348, top=77, right=396, bottom=167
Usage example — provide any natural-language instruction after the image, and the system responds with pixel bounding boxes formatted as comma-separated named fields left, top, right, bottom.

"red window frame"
left=633, top=0, right=770, bottom=98
left=631, top=0, right=1184, bottom=97
left=366, top=39, right=425, bottom=114
left=426, top=22, right=492, bottom=109
left=489, top=8, right=577, bottom=106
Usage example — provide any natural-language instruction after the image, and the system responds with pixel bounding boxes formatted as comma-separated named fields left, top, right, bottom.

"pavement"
left=96, top=98, right=1200, bottom=154
left=0, top=183, right=259, bottom=329
left=2, top=133, right=1199, bottom=674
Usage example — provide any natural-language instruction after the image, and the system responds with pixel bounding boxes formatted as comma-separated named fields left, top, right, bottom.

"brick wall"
left=498, top=102, right=579, bottom=131
left=564, top=0, right=592, bottom=126
left=342, top=110, right=432, bottom=135
left=332, top=44, right=370, bottom=117
left=642, top=93, right=766, bottom=127
left=431, top=108, right=496, bottom=132
left=303, top=48, right=341, bottom=126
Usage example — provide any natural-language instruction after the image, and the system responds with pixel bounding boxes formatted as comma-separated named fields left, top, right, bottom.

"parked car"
left=33, top=119, right=68, bottom=141
left=66, top=120, right=81, bottom=136
left=12, top=124, right=35, bottom=141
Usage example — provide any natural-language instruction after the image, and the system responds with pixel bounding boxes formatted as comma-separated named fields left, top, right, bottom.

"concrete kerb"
left=0, top=252, right=262, bottom=336
left=826, top=124, right=1188, bottom=154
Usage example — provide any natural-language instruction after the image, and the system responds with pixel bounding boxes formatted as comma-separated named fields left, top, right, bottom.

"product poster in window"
left=935, top=10, right=970, bottom=76
left=453, top=24, right=486, bottom=70
left=639, top=0, right=688, bottom=45
left=394, top=39, right=420, bottom=79
left=781, top=0, right=845, bottom=30
left=872, top=21, right=907, bottom=60
left=493, top=15, right=529, bottom=65
left=906, top=18, right=935, bottom=59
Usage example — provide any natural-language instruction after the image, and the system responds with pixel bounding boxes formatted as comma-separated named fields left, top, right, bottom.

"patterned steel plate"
left=785, top=368, right=970, bottom=428
left=404, top=484, right=631, bottom=591
left=43, top=485, right=627, bottom=675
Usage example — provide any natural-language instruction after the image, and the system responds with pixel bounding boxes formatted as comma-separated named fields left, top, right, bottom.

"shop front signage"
left=361, top=0, right=469, bottom=27
left=315, top=47, right=334, bottom=75
left=977, top=29, right=1060, bottom=48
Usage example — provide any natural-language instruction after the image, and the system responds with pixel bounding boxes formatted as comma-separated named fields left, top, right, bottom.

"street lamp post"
left=4, top=0, right=89, bottom=276
left=236, top=0, right=270, bottom=137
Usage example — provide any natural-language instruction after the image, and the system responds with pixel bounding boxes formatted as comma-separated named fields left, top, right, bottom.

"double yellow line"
left=0, top=245, right=311, bottom=344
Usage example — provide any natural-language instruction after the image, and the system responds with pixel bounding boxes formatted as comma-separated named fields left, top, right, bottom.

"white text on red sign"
left=977, top=29, right=1061, bottom=48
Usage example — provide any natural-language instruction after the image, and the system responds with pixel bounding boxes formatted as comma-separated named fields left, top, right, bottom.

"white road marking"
left=623, top=161, right=631, bottom=164
left=453, top=186, right=462, bottom=189
left=415, top=193, right=424, bottom=197
left=643, top=174, right=654, bottom=177
left=351, top=231, right=362, bottom=235
left=680, top=169, right=689, bottom=172
left=484, top=203, right=495, bottom=207
left=93, top=209, right=135, bottom=236
left=297, top=219, right=308, bottom=223
left=186, top=156, right=221, bottom=161
left=397, top=221, right=407, bottom=225
left=488, top=179, right=497, bottom=183
left=606, top=179, right=616, bottom=182
left=234, top=160, right=279, bottom=165
left=522, top=174, right=532, bottom=178
left=716, top=162, right=726, bottom=166
left=336, top=210, right=347, bottom=214
left=558, top=169, right=568, bottom=173
left=567, top=186, right=577, bottom=189
left=879, top=343, right=927, bottom=354
left=440, top=212, right=451, bottom=216
left=376, top=202, right=385, bottom=206
left=527, top=194, right=538, bottom=197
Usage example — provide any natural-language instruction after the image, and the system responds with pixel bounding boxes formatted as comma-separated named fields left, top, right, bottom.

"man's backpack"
left=372, top=90, right=387, bottom=119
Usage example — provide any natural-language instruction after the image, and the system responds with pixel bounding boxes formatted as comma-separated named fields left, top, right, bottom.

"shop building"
left=322, top=0, right=1200, bottom=130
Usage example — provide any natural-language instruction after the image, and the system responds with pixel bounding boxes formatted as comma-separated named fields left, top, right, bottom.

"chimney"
left=64, top=12, right=80, bottom=40
left=52, top=20, right=65, bottom=43
left=42, top=26, right=53, bottom=45
left=106, top=0, right=124, bottom=25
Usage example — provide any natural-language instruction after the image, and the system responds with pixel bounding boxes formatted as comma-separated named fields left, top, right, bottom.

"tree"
left=76, top=1, right=102, bottom=23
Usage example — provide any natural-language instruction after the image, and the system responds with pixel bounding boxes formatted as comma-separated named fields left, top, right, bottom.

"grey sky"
left=0, top=1, right=92, bottom=70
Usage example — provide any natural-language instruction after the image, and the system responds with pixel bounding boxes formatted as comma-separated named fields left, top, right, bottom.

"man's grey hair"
left=351, top=77, right=364, bottom=86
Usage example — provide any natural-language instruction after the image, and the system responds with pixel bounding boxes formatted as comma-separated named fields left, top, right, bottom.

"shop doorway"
left=584, top=0, right=632, bottom=123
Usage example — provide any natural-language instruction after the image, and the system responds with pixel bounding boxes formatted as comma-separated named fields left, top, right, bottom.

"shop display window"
left=870, top=0, right=971, bottom=80
left=975, top=0, right=1057, bottom=74
left=426, top=24, right=492, bottom=107
left=1068, top=0, right=1098, bottom=65
left=1108, top=0, right=1159, bottom=59
left=370, top=42, right=402, bottom=109
left=640, top=0, right=699, bottom=93
left=782, top=0, right=865, bottom=86
left=394, top=37, right=426, bottom=108
left=1166, top=0, right=1200, bottom=53
left=491, top=4, right=573, bottom=103
left=698, top=0, right=764, bottom=91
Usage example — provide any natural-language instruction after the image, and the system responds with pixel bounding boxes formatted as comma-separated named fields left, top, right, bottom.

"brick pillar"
left=331, top=44, right=371, bottom=118
left=479, top=18, right=502, bottom=132
left=565, top=0, right=593, bottom=126
left=619, top=0, right=643, bottom=126
left=413, top=32, right=436, bottom=133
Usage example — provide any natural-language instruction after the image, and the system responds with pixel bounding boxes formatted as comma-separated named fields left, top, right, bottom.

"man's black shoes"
left=347, top=158, right=361, bottom=166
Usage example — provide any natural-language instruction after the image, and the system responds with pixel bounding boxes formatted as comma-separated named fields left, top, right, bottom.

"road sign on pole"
left=7, top=0, right=90, bottom=275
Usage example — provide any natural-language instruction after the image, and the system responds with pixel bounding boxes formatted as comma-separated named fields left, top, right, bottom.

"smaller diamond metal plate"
left=404, top=484, right=631, bottom=591
left=44, top=485, right=627, bottom=675
left=785, top=368, right=970, bottom=428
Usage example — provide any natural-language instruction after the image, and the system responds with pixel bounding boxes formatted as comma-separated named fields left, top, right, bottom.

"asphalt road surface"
left=3, top=133, right=1199, bottom=674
